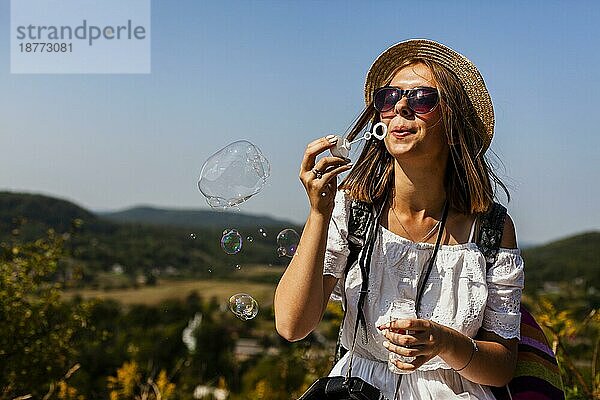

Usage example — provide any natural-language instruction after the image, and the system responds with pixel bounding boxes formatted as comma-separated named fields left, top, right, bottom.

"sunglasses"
left=373, top=86, right=439, bottom=114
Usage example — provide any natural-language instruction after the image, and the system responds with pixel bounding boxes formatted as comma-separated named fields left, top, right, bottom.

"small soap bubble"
left=277, top=228, right=300, bottom=258
left=277, top=247, right=287, bottom=257
left=246, top=236, right=253, bottom=242
left=208, top=268, right=212, bottom=273
left=228, top=293, right=259, bottom=320
left=221, top=230, right=243, bottom=255
left=258, top=228, right=268, bottom=237
left=235, top=264, right=242, bottom=270
left=198, top=140, right=271, bottom=209
left=189, top=233, right=196, bottom=239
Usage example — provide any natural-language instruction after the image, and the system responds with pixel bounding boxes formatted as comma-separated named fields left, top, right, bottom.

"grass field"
left=64, top=279, right=277, bottom=306
left=64, top=273, right=282, bottom=308
left=63, top=265, right=286, bottom=306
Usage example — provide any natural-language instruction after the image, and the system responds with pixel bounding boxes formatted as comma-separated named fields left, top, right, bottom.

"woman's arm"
left=441, top=214, right=520, bottom=386
left=274, top=135, right=351, bottom=341
left=438, top=326, right=518, bottom=387
left=274, top=212, right=339, bottom=341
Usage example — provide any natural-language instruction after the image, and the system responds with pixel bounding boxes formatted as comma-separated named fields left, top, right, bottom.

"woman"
left=274, top=39, right=524, bottom=400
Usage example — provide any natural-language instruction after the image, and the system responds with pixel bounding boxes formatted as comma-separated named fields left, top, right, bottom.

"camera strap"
left=344, top=198, right=449, bottom=397
left=414, top=200, right=448, bottom=315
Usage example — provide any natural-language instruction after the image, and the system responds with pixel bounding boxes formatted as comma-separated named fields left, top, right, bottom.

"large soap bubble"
left=228, top=293, right=259, bottom=320
left=277, top=228, right=300, bottom=258
left=198, top=140, right=270, bottom=209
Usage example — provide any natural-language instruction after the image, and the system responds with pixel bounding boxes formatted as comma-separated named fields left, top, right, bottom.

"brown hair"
left=339, top=58, right=509, bottom=214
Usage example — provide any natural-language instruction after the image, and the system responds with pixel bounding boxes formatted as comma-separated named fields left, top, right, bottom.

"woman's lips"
left=391, top=130, right=415, bottom=138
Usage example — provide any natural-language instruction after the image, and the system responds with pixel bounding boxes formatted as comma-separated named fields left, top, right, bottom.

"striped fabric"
left=491, top=306, right=565, bottom=400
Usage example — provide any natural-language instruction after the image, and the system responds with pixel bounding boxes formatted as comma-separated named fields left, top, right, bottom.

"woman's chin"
left=386, top=142, right=417, bottom=157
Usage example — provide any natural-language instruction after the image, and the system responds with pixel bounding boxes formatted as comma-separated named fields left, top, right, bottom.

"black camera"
left=298, top=376, right=383, bottom=400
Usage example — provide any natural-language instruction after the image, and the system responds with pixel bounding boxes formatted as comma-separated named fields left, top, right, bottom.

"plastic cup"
left=386, top=299, right=417, bottom=375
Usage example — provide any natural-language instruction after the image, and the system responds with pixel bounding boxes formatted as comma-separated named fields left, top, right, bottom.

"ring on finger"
left=312, top=169, right=323, bottom=179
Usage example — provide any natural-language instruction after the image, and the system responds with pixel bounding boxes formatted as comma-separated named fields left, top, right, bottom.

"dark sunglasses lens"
left=374, top=88, right=399, bottom=112
left=408, top=88, right=439, bottom=114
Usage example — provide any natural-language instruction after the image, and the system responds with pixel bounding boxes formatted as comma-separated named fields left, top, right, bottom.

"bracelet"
left=454, top=337, right=478, bottom=372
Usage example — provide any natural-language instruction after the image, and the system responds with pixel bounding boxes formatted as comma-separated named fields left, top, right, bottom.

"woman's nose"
left=394, top=99, right=413, bottom=118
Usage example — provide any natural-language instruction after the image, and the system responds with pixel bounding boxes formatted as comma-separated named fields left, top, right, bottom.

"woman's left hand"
left=378, top=319, right=450, bottom=371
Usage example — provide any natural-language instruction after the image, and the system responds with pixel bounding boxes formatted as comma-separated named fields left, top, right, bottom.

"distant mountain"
left=99, top=206, right=295, bottom=230
left=521, top=231, right=599, bottom=290
left=2, top=191, right=597, bottom=292
left=0, top=192, right=296, bottom=282
left=0, top=191, right=298, bottom=234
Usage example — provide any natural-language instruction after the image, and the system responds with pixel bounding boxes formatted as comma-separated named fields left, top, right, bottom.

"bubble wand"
left=330, top=122, right=388, bottom=159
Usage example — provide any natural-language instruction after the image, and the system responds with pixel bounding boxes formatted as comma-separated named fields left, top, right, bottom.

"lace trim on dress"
left=483, top=310, right=522, bottom=339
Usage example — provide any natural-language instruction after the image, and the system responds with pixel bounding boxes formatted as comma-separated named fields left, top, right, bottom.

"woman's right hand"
left=299, top=135, right=352, bottom=217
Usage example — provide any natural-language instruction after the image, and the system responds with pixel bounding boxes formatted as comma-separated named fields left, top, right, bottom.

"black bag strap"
left=346, top=199, right=385, bottom=378
left=476, top=202, right=507, bottom=271
left=334, top=199, right=372, bottom=363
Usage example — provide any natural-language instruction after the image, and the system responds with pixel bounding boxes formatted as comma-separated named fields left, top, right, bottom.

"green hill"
left=0, top=192, right=299, bottom=286
left=521, top=231, right=599, bottom=291
left=0, top=191, right=104, bottom=236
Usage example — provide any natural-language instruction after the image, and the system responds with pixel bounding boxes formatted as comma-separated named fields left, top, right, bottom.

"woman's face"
left=379, top=63, right=448, bottom=163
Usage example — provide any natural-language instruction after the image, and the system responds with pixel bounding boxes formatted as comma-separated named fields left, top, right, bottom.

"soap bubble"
left=258, top=228, right=267, bottom=237
left=246, top=236, right=253, bottom=242
left=235, top=264, right=242, bottom=270
left=189, top=233, right=196, bottom=239
left=228, top=293, right=259, bottom=320
left=198, top=140, right=270, bottom=209
left=277, top=228, right=300, bottom=257
left=221, top=230, right=243, bottom=255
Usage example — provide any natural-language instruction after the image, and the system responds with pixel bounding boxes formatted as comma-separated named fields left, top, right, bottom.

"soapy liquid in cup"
left=387, top=298, right=417, bottom=374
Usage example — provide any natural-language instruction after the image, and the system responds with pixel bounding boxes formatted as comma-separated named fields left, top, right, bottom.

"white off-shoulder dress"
left=324, top=191, right=524, bottom=400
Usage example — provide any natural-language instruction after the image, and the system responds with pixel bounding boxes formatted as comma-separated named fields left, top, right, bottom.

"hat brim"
left=364, top=39, right=494, bottom=150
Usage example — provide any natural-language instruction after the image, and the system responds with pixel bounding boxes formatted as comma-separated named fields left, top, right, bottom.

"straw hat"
left=364, top=39, right=494, bottom=150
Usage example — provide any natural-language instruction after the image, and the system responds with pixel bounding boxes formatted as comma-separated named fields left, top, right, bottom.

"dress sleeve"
left=482, top=248, right=525, bottom=339
left=323, top=190, right=351, bottom=279
left=323, top=191, right=351, bottom=301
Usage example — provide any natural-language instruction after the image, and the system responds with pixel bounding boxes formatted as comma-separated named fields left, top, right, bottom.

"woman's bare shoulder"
left=501, top=214, right=518, bottom=249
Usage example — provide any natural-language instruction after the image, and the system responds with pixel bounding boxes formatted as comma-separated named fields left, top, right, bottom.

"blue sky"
left=0, top=0, right=598, bottom=245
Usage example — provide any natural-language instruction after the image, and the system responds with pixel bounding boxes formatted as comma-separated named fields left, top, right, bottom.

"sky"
left=0, top=0, right=598, bottom=245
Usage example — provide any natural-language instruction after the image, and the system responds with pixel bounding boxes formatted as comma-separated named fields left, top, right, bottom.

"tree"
left=107, top=361, right=175, bottom=400
left=534, top=292, right=600, bottom=399
left=0, top=230, right=90, bottom=399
